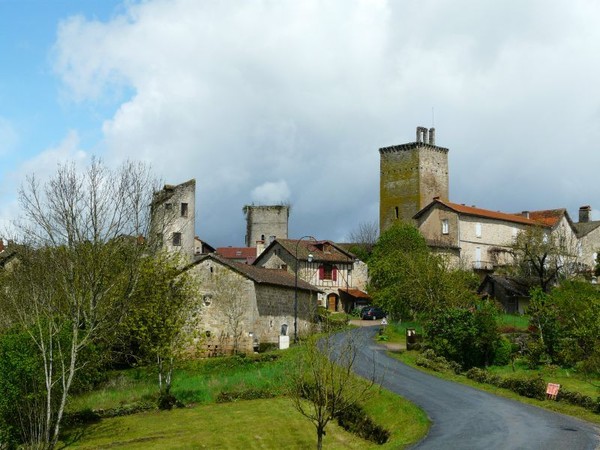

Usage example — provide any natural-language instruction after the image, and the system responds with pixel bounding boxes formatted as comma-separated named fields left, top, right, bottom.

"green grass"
left=65, top=347, right=429, bottom=448
left=62, top=394, right=427, bottom=449
left=497, top=313, right=530, bottom=331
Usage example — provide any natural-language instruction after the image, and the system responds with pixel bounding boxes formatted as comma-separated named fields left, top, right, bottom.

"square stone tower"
left=379, top=127, right=449, bottom=233
left=150, top=179, right=196, bottom=261
left=243, top=204, right=289, bottom=247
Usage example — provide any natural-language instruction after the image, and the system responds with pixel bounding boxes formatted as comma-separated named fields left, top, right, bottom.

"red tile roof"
left=216, top=247, right=257, bottom=261
left=527, top=209, right=566, bottom=227
left=415, top=199, right=544, bottom=226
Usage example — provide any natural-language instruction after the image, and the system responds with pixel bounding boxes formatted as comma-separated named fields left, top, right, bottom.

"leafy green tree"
left=123, top=252, right=199, bottom=404
left=424, top=301, right=501, bottom=369
left=527, top=281, right=600, bottom=374
left=368, top=222, right=477, bottom=320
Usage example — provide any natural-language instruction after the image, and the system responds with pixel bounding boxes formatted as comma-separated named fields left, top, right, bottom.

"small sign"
left=546, top=383, right=560, bottom=400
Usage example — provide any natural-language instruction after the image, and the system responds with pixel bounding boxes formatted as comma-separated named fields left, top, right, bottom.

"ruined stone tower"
left=150, top=179, right=196, bottom=261
left=379, top=126, right=449, bottom=233
left=243, top=205, right=289, bottom=247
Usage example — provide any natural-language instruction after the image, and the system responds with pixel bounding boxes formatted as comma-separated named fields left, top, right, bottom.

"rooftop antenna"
left=431, top=107, right=435, bottom=127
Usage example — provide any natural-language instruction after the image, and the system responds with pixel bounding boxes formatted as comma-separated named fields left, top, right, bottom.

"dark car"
left=360, top=306, right=386, bottom=320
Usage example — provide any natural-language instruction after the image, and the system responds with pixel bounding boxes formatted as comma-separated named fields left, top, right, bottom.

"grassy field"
left=63, top=346, right=429, bottom=449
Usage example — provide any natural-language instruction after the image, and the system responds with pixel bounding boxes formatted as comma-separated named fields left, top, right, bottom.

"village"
left=1, top=126, right=600, bottom=449
left=138, top=125, right=600, bottom=355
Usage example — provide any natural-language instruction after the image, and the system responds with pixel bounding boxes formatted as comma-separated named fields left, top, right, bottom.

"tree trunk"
left=317, top=425, right=324, bottom=450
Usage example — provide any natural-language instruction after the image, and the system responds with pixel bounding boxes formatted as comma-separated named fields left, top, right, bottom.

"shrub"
left=493, top=338, right=513, bottom=366
left=335, top=403, right=390, bottom=444
left=424, top=302, right=501, bottom=369
left=216, top=388, right=276, bottom=403
left=416, top=349, right=462, bottom=374
left=557, top=389, right=596, bottom=410
left=499, top=376, right=546, bottom=400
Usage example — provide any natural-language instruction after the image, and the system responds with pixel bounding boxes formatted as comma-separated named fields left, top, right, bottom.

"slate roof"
left=478, top=274, right=531, bottom=298
left=190, top=253, right=321, bottom=293
left=574, top=220, right=600, bottom=238
left=414, top=199, right=543, bottom=226
left=259, top=239, right=355, bottom=264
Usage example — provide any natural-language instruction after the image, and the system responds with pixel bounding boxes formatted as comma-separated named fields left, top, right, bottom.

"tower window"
left=442, top=219, right=449, bottom=235
left=173, top=232, right=182, bottom=246
left=181, top=203, right=188, bottom=217
left=165, top=203, right=172, bottom=210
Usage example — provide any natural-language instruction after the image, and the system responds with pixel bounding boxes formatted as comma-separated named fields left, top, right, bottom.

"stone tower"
left=379, top=126, right=449, bottom=233
left=150, top=179, right=196, bottom=261
left=243, top=205, right=289, bottom=247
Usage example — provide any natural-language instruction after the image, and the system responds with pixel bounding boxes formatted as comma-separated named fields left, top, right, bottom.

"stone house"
left=253, top=238, right=369, bottom=313
left=573, top=205, right=600, bottom=273
left=381, top=127, right=600, bottom=278
left=414, top=199, right=544, bottom=271
left=186, top=253, right=320, bottom=354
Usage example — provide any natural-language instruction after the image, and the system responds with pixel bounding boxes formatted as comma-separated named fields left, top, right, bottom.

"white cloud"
left=50, top=0, right=600, bottom=245
left=251, top=180, right=291, bottom=205
left=0, top=130, right=88, bottom=236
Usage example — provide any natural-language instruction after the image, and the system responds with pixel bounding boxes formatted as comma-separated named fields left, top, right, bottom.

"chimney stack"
left=579, top=205, right=591, bottom=223
left=429, top=128, right=436, bottom=145
left=521, top=211, right=530, bottom=219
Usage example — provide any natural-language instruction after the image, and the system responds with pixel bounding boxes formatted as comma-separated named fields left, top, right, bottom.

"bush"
left=493, top=338, right=513, bottom=366
left=416, top=349, right=462, bottom=374
left=424, top=302, right=501, bottom=369
left=557, top=389, right=597, bottom=410
left=216, top=388, right=277, bottom=403
left=335, top=403, right=390, bottom=444
left=499, top=375, right=546, bottom=400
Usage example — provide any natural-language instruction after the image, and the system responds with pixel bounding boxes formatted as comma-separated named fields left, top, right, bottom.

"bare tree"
left=348, top=220, right=378, bottom=260
left=509, top=226, right=580, bottom=292
left=288, top=334, right=375, bottom=450
left=211, top=269, right=249, bottom=354
left=0, top=159, right=156, bottom=449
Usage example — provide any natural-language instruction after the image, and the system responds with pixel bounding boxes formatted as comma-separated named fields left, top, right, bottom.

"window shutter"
left=318, top=265, right=324, bottom=280
left=332, top=266, right=338, bottom=282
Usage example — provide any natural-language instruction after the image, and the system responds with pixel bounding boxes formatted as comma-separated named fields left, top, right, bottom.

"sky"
left=2, top=0, right=600, bottom=247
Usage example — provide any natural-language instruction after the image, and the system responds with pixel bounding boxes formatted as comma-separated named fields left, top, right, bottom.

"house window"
left=181, top=203, right=188, bottom=217
left=172, top=232, right=182, bottom=246
left=319, top=264, right=337, bottom=281
left=475, top=223, right=482, bottom=238
left=442, top=219, right=449, bottom=235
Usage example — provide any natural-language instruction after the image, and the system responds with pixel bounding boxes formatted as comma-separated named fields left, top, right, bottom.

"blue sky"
left=2, top=0, right=600, bottom=247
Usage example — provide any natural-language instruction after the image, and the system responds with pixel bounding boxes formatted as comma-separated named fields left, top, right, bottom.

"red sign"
left=546, top=383, right=560, bottom=400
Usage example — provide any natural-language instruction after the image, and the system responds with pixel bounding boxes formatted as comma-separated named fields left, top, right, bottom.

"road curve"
left=331, top=326, right=600, bottom=450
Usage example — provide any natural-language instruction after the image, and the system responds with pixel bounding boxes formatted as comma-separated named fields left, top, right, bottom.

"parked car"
left=360, top=306, right=386, bottom=320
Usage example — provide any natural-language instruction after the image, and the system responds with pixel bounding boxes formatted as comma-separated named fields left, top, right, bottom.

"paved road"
left=331, top=326, right=600, bottom=450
